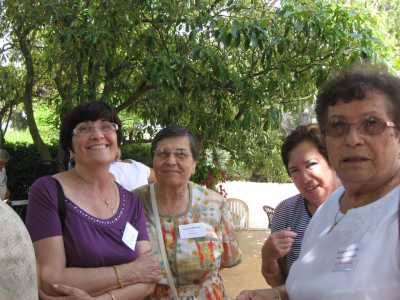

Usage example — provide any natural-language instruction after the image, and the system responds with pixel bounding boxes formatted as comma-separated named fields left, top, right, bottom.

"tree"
left=2, top=1, right=53, bottom=159
left=0, top=66, right=24, bottom=146
left=0, top=0, right=393, bottom=179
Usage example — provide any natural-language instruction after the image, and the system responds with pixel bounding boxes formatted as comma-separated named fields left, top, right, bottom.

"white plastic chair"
left=226, top=198, right=249, bottom=231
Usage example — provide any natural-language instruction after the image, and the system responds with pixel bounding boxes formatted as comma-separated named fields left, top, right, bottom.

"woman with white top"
left=109, top=154, right=155, bottom=191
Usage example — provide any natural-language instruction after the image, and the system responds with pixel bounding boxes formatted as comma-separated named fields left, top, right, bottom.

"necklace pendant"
left=327, top=223, right=336, bottom=234
left=328, top=210, right=345, bottom=234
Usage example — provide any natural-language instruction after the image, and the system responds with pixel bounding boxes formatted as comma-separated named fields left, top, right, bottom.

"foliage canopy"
left=0, top=0, right=397, bottom=182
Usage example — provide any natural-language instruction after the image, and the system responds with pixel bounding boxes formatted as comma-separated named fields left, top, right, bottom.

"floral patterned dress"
left=135, top=182, right=242, bottom=300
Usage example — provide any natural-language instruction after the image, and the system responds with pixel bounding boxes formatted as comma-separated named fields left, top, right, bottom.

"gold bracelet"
left=272, top=288, right=282, bottom=300
left=112, top=265, right=124, bottom=289
left=107, top=291, right=116, bottom=300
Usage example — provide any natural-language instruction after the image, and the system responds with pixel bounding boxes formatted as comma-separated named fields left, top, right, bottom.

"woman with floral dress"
left=135, top=125, right=242, bottom=300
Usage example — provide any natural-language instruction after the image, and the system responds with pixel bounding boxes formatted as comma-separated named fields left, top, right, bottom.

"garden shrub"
left=2, top=143, right=58, bottom=200
left=121, top=143, right=152, bottom=167
left=3, top=142, right=258, bottom=201
left=3, top=142, right=153, bottom=200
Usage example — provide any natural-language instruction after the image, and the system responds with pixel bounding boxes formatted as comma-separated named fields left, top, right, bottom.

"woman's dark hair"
left=151, top=126, right=199, bottom=161
left=316, top=65, right=400, bottom=134
left=60, top=101, right=122, bottom=154
left=281, top=124, right=328, bottom=175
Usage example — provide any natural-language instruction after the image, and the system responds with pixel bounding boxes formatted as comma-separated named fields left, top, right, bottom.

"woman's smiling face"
left=153, top=136, right=197, bottom=188
left=71, top=119, right=119, bottom=167
left=288, top=140, right=338, bottom=209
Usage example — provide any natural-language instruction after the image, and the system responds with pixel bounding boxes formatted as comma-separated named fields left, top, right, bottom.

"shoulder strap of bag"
left=149, top=183, right=179, bottom=300
left=53, top=178, right=66, bottom=230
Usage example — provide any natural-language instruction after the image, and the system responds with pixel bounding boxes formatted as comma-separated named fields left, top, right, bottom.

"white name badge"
left=333, top=244, right=359, bottom=272
left=179, top=223, right=207, bottom=239
left=122, top=222, right=138, bottom=251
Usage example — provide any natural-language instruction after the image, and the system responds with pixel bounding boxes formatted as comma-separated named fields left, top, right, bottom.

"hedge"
left=3, top=143, right=152, bottom=200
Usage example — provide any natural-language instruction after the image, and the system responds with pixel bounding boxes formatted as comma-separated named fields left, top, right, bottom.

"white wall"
left=219, top=181, right=299, bottom=230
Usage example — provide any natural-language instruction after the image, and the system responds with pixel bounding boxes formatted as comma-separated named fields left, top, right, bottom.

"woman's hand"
left=39, top=284, right=95, bottom=300
left=119, top=251, right=161, bottom=284
left=236, top=290, right=255, bottom=300
left=236, top=289, right=277, bottom=300
left=262, top=229, right=297, bottom=261
left=261, top=229, right=297, bottom=286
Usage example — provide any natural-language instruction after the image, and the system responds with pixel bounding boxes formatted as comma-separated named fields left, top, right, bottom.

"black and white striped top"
left=271, top=194, right=312, bottom=272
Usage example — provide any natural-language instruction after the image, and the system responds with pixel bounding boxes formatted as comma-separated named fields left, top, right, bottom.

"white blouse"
left=286, top=186, right=400, bottom=300
left=109, top=159, right=150, bottom=191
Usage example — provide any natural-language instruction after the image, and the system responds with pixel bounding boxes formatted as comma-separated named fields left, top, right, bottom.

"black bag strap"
left=53, top=178, right=66, bottom=230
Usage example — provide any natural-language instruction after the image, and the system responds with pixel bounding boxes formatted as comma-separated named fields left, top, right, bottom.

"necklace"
left=328, top=209, right=346, bottom=234
left=73, top=169, right=116, bottom=215
left=103, top=197, right=116, bottom=215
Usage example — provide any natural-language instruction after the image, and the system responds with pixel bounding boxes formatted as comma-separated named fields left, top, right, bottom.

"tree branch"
left=116, top=80, right=155, bottom=112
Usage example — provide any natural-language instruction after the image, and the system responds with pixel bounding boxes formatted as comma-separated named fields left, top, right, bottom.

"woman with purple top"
left=25, top=101, right=160, bottom=300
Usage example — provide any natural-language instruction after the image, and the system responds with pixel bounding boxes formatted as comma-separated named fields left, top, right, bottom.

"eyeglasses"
left=154, top=148, right=191, bottom=160
left=73, top=121, right=118, bottom=136
left=325, top=115, right=396, bottom=137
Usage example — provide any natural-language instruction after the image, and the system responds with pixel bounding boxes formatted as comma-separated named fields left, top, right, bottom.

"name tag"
left=179, top=223, right=207, bottom=239
left=333, top=244, right=359, bottom=272
left=122, top=222, right=138, bottom=251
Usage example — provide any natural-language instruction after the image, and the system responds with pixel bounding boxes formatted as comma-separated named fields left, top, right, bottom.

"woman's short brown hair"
left=316, top=65, right=400, bottom=134
left=281, top=124, right=328, bottom=175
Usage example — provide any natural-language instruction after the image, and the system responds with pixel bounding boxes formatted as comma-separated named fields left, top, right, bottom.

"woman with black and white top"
left=261, top=124, right=340, bottom=286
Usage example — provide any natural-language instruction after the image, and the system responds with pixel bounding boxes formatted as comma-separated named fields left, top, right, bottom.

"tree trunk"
left=0, top=131, right=4, bottom=147
left=17, top=30, right=52, bottom=161
left=0, top=104, right=14, bottom=146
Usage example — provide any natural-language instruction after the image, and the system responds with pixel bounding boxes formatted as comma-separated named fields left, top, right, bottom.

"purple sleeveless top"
left=25, top=176, right=149, bottom=268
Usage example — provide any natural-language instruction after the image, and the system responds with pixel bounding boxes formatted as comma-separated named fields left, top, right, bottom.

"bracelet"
left=272, top=288, right=282, bottom=300
left=107, top=291, right=116, bottom=300
left=112, top=265, right=124, bottom=289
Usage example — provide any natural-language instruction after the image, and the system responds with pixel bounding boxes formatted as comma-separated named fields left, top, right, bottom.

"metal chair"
left=226, top=198, right=249, bottom=231
left=263, top=205, right=275, bottom=229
